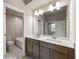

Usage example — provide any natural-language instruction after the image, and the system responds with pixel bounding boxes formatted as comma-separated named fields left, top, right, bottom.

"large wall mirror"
left=33, top=0, right=70, bottom=39
left=43, top=6, right=67, bottom=37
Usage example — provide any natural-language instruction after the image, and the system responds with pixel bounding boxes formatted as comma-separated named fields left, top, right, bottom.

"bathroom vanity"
left=25, top=0, right=75, bottom=59
left=25, top=37, right=75, bottom=59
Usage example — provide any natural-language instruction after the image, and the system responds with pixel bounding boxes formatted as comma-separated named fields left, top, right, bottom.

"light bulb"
left=34, top=11, right=39, bottom=16
left=39, top=10, right=44, bottom=15
left=48, top=5, right=54, bottom=11
left=56, top=1, right=61, bottom=10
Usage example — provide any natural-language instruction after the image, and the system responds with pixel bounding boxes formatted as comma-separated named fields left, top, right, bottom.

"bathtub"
left=15, top=37, right=24, bottom=49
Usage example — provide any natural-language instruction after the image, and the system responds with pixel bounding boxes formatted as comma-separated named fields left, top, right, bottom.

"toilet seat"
left=7, top=41, right=14, bottom=49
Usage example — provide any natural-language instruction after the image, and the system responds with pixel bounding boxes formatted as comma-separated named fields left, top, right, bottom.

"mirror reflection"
left=43, top=6, right=67, bottom=37
left=33, top=4, right=69, bottom=39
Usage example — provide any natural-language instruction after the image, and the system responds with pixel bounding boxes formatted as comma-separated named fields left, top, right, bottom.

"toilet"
left=6, top=36, right=14, bottom=51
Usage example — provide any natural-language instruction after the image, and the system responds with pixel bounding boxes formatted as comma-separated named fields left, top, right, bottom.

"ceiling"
left=4, top=0, right=54, bottom=11
left=25, top=0, right=54, bottom=10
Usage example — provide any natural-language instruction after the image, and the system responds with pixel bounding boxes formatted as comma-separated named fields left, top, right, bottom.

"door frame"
left=3, top=2, right=25, bottom=58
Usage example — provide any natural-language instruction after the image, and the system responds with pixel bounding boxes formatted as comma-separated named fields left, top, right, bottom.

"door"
left=51, top=50, right=68, bottom=59
left=32, top=44, right=39, bottom=59
left=40, top=46, right=51, bottom=59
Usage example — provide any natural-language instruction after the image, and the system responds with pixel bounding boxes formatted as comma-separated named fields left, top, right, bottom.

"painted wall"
left=24, top=10, right=33, bottom=36
left=70, top=0, right=76, bottom=43
left=33, top=16, right=44, bottom=35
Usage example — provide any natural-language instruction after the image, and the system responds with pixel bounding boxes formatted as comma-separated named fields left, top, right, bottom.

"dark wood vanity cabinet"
left=25, top=38, right=39, bottom=59
left=25, top=37, right=75, bottom=59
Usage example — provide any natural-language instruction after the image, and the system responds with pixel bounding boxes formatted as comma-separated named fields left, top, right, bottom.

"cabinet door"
left=26, top=40, right=33, bottom=57
left=51, top=50, right=68, bottom=59
left=40, top=46, right=51, bottom=59
left=68, top=48, right=75, bottom=59
left=32, top=44, right=39, bottom=59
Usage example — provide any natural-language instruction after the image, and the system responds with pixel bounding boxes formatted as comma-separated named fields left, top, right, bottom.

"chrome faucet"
left=37, top=33, right=40, bottom=37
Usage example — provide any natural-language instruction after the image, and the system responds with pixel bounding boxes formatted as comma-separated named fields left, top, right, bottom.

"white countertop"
left=25, top=35, right=75, bottom=48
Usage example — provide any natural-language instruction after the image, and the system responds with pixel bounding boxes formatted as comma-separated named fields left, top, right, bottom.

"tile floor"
left=6, top=45, right=31, bottom=59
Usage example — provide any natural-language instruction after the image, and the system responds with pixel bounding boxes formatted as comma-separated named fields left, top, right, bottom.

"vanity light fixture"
left=34, top=1, right=61, bottom=16
left=48, top=5, right=54, bottom=11
left=39, top=10, right=44, bottom=15
left=34, top=11, right=39, bottom=16
left=56, top=1, right=61, bottom=10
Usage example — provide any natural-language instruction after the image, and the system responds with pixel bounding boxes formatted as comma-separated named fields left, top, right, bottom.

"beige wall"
left=24, top=11, right=33, bottom=36
left=6, top=13, right=23, bottom=41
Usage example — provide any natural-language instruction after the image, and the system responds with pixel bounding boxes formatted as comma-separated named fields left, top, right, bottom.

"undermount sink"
left=33, top=35, right=72, bottom=46
left=39, top=36, right=62, bottom=43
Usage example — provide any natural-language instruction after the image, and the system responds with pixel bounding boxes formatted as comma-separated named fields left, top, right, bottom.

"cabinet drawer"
left=26, top=37, right=32, bottom=42
left=40, top=41, right=54, bottom=49
left=53, top=44, right=68, bottom=54
left=40, top=41, right=68, bottom=54
left=31, top=39, right=39, bottom=45
left=26, top=37, right=39, bottom=45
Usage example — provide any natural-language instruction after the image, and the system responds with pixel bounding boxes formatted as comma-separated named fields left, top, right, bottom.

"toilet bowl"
left=6, top=36, right=14, bottom=51
left=7, top=41, right=14, bottom=48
